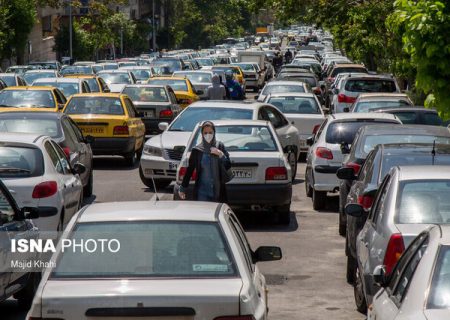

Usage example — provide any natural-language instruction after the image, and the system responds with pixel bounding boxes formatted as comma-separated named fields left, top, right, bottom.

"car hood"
left=147, top=130, right=192, bottom=149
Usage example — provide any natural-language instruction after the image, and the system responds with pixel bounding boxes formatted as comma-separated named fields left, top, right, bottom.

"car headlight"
left=143, top=145, right=163, bottom=157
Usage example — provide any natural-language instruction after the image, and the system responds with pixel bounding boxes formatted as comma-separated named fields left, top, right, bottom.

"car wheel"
left=14, top=272, right=41, bottom=309
left=83, top=168, right=93, bottom=197
left=354, top=266, right=368, bottom=314
left=136, top=143, right=144, bottom=160
left=124, top=151, right=137, bottom=167
left=305, top=170, right=313, bottom=198
left=347, top=254, right=356, bottom=285
left=287, top=151, right=297, bottom=182
left=312, top=189, right=326, bottom=210
left=276, top=204, right=291, bottom=225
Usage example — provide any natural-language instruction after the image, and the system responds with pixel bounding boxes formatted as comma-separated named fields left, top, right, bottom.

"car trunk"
left=394, top=223, right=436, bottom=248
left=287, top=114, right=325, bottom=139
left=70, top=114, right=128, bottom=138
left=3, top=177, right=43, bottom=208
left=134, top=101, right=173, bottom=120
left=40, top=278, right=242, bottom=320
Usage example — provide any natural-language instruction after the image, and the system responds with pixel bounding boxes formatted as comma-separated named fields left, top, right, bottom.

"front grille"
left=165, top=148, right=183, bottom=161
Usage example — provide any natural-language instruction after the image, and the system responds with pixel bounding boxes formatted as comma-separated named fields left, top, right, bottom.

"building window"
left=42, top=15, right=52, bottom=33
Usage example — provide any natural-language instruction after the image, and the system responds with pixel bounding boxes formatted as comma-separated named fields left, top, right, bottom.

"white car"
left=368, top=225, right=450, bottom=320
left=27, top=201, right=282, bottom=320
left=305, top=113, right=401, bottom=210
left=140, top=101, right=301, bottom=188
left=97, top=70, right=137, bottom=92
left=174, top=120, right=293, bottom=223
left=257, top=80, right=310, bottom=102
left=0, top=133, right=84, bottom=230
left=265, top=93, right=326, bottom=156
left=173, top=70, right=214, bottom=100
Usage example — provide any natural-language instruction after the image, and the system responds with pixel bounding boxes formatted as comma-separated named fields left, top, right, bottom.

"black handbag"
left=216, top=142, right=234, bottom=183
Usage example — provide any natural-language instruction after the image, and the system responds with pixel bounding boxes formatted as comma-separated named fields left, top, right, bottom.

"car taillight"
left=315, top=147, right=333, bottom=160
left=159, top=109, right=173, bottom=118
left=113, top=125, right=129, bottom=135
left=178, top=167, right=197, bottom=181
left=312, top=124, right=321, bottom=134
left=347, top=162, right=361, bottom=175
left=337, top=93, right=357, bottom=103
left=265, top=167, right=288, bottom=180
left=62, top=147, right=71, bottom=159
left=32, top=181, right=58, bottom=199
left=357, top=194, right=374, bottom=210
left=214, top=316, right=255, bottom=320
left=383, top=233, right=405, bottom=274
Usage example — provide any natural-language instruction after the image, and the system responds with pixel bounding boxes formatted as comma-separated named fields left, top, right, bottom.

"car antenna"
left=151, top=176, right=160, bottom=202
left=432, top=140, right=436, bottom=165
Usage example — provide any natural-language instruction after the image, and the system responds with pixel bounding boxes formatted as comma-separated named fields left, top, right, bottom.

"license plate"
left=81, top=126, right=104, bottom=134
left=144, top=110, right=155, bottom=118
left=169, top=162, right=178, bottom=170
left=232, top=169, right=252, bottom=178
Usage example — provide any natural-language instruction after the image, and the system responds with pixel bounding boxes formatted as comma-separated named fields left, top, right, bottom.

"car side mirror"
left=336, top=167, right=357, bottom=180
left=253, top=246, right=282, bottom=263
left=343, top=107, right=350, bottom=113
left=20, top=206, right=58, bottom=219
left=84, top=135, right=95, bottom=144
left=158, top=122, right=169, bottom=131
left=306, top=136, right=314, bottom=146
left=345, top=203, right=364, bottom=218
left=73, top=162, right=86, bottom=175
left=340, top=142, right=351, bottom=154
left=373, top=265, right=388, bottom=287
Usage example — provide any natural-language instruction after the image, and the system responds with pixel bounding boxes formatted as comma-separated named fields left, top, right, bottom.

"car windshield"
left=84, top=78, right=100, bottom=92
left=345, top=79, right=397, bottom=93
left=353, top=100, right=411, bottom=112
left=268, top=97, right=321, bottom=114
left=278, top=76, right=317, bottom=87
left=175, top=73, right=212, bottom=83
left=170, top=107, right=253, bottom=132
left=99, top=73, right=132, bottom=84
left=325, top=121, right=395, bottom=144
left=190, top=125, right=278, bottom=152
left=37, top=82, right=80, bottom=97
left=122, top=87, right=169, bottom=102
left=23, top=72, right=55, bottom=85
left=0, top=76, right=16, bottom=86
left=0, top=90, right=54, bottom=108
left=51, top=221, right=236, bottom=278
left=0, top=118, right=62, bottom=138
left=427, top=246, right=450, bottom=309
left=262, top=84, right=306, bottom=95
left=362, top=135, right=450, bottom=156
left=212, top=67, right=240, bottom=75
left=234, top=64, right=255, bottom=71
left=130, top=70, right=152, bottom=81
left=196, top=58, right=214, bottom=66
left=393, top=112, right=443, bottom=126
left=60, top=66, right=93, bottom=75
left=65, top=97, right=124, bottom=115
left=395, top=180, right=450, bottom=224
left=0, top=146, right=44, bottom=178
left=148, top=79, right=188, bottom=91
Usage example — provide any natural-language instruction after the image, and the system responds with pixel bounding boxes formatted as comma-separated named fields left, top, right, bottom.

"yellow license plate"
left=81, top=126, right=105, bottom=134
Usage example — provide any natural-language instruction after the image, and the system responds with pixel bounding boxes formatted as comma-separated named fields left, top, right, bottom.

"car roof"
left=379, top=143, right=450, bottom=154
left=360, top=124, right=450, bottom=136
left=266, top=80, right=308, bottom=86
left=78, top=201, right=222, bottom=223
left=204, top=119, right=270, bottom=126
left=395, top=165, right=450, bottom=181
left=328, top=112, right=399, bottom=121
left=343, top=74, right=396, bottom=81
left=333, top=64, right=366, bottom=69
left=0, top=132, right=47, bottom=144
left=97, top=70, right=130, bottom=74
left=4, top=86, right=54, bottom=91
left=358, top=93, right=409, bottom=99
left=188, top=100, right=266, bottom=110
left=33, top=77, right=83, bottom=83
left=378, top=107, right=438, bottom=113
left=267, top=92, right=316, bottom=98
left=123, top=84, right=167, bottom=89
left=70, top=93, right=123, bottom=98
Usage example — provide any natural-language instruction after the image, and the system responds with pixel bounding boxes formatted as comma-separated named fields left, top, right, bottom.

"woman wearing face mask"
left=178, top=121, right=231, bottom=202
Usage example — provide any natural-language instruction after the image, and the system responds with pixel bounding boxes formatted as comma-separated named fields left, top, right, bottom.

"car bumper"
left=91, top=137, right=136, bottom=156
left=140, top=154, right=178, bottom=180
left=313, top=165, right=340, bottom=192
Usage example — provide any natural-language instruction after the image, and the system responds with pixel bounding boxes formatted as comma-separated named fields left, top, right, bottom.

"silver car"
left=369, top=225, right=450, bottom=320
left=346, top=166, right=450, bottom=313
left=172, top=70, right=213, bottom=99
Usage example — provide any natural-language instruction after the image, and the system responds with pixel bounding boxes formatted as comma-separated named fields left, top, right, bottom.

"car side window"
left=359, top=151, right=375, bottom=182
left=368, top=174, right=391, bottom=223
left=126, top=98, right=139, bottom=117
left=258, top=108, right=269, bottom=121
left=67, top=118, right=85, bottom=142
left=45, top=141, right=63, bottom=173
left=0, top=188, right=16, bottom=226
left=227, top=210, right=255, bottom=271
left=99, top=78, right=109, bottom=92
left=315, top=119, right=328, bottom=141
left=264, top=107, right=283, bottom=128
left=51, top=141, right=71, bottom=175
left=61, top=119, right=78, bottom=149
left=55, top=89, right=67, bottom=104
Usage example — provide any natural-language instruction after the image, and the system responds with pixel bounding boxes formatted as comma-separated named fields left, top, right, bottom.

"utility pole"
left=120, top=27, right=124, bottom=56
left=69, top=1, right=73, bottom=63
left=152, top=0, right=156, bottom=51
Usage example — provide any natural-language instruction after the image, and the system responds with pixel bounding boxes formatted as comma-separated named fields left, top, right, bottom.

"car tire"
left=14, top=272, right=41, bottom=309
left=136, top=143, right=144, bottom=160
left=287, top=151, right=297, bottom=182
left=83, top=168, right=93, bottom=197
left=347, top=254, right=356, bottom=285
left=312, top=189, right=326, bottom=210
left=305, top=170, right=313, bottom=198
left=354, top=266, right=368, bottom=314
left=124, top=151, right=137, bottom=167
left=276, top=204, right=291, bottom=225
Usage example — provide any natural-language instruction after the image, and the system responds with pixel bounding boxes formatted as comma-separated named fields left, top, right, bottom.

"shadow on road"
left=238, top=211, right=299, bottom=233
left=92, top=156, right=140, bottom=171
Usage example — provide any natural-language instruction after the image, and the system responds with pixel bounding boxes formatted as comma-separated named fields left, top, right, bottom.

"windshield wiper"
left=0, top=167, right=31, bottom=173
left=169, top=129, right=185, bottom=132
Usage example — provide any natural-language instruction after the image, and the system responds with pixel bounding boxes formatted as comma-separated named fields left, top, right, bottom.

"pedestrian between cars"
left=225, top=71, right=244, bottom=100
left=207, top=74, right=227, bottom=100
left=178, top=121, right=231, bottom=202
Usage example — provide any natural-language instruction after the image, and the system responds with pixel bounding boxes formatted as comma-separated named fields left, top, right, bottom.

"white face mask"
left=203, top=133, right=214, bottom=143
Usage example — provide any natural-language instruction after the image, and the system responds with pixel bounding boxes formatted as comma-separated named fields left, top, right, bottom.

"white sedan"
left=27, top=201, right=282, bottom=320
left=0, top=132, right=84, bottom=230
left=174, top=120, right=293, bottom=223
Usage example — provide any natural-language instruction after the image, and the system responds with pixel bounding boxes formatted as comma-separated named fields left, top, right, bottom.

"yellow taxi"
left=64, top=75, right=110, bottom=93
left=212, top=65, right=246, bottom=89
left=63, top=93, right=145, bottom=166
left=0, top=86, right=67, bottom=112
left=147, top=76, right=199, bottom=108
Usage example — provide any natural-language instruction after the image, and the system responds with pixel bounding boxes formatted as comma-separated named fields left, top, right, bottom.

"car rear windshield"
left=268, top=96, right=321, bottom=114
left=0, top=76, right=16, bottom=87
left=99, top=73, right=132, bottom=85
left=353, top=100, right=411, bottom=112
left=325, top=121, right=396, bottom=144
left=148, top=79, right=188, bottom=91
left=60, top=66, right=93, bottom=75
left=395, top=180, right=450, bottom=224
left=175, top=72, right=212, bottom=84
left=152, top=59, right=183, bottom=73
left=0, top=90, right=54, bottom=108
left=190, top=125, right=278, bottom=152
left=0, top=146, right=44, bottom=178
left=37, top=82, right=80, bottom=97
left=196, top=58, right=214, bottom=66
left=394, top=111, right=443, bottom=126
left=344, top=79, right=397, bottom=93
left=262, top=84, right=306, bottom=95
left=65, top=97, right=124, bottom=115
left=234, top=64, right=255, bottom=71
left=0, top=118, right=62, bottom=138
left=427, top=245, right=450, bottom=309
left=279, top=76, right=317, bottom=87
left=130, top=70, right=152, bottom=81
left=51, top=221, right=236, bottom=278
left=122, top=87, right=169, bottom=102
left=330, top=67, right=367, bottom=77
left=169, top=107, right=253, bottom=132
left=212, top=67, right=240, bottom=75
left=23, top=72, right=56, bottom=84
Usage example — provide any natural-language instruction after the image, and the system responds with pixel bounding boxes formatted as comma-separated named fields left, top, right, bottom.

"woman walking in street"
left=178, top=121, right=231, bottom=202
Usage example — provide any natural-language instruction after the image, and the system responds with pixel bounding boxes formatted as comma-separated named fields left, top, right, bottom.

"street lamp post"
left=152, top=0, right=156, bottom=51
left=69, top=1, right=73, bottom=63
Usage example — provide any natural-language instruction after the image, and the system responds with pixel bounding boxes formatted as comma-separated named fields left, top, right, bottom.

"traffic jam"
left=0, top=25, right=449, bottom=320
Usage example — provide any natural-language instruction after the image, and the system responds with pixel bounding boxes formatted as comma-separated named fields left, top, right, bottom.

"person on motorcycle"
left=284, top=49, right=293, bottom=64
left=225, top=71, right=244, bottom=100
